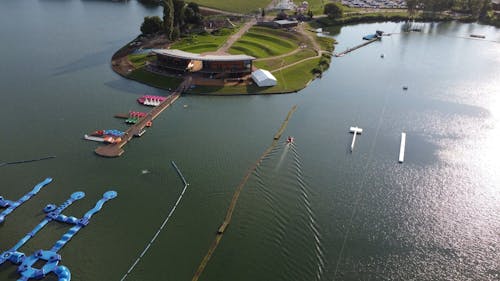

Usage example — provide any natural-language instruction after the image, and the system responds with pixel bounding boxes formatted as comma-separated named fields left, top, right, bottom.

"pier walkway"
left=95, top=77, right=192, bottom=157
left=334, top=37, right=379, bottom=57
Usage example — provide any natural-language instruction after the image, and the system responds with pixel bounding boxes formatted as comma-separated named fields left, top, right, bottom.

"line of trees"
left=324, top=2, right=344, bottom=19
left=407, top=0, right=492, bottom=18
left=140, top=0, right=203, bottom=40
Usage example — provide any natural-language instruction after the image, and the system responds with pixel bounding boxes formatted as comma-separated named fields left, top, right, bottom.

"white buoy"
left=349, top=126, right=363, bottom=152
left=399, top=132, right=406, bottom=163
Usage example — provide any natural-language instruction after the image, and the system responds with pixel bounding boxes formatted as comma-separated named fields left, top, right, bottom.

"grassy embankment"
left=187, top=25, right=334, bottom=95
left=124, top=27, right=239, bottom=90
left=191, top=0, right=269, bottom=13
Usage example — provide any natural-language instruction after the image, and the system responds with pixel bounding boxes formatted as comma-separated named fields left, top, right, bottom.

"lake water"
left=0, top=1, right=499, bottom=281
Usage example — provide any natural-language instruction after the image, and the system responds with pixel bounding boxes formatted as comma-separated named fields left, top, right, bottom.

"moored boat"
left=91, top=129, right=125, bottom=137
left=84, top=134, right=122, bottom=144
left=137, top=95, right=167, bottom=106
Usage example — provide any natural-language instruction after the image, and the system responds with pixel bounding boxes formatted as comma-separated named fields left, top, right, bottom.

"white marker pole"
left=349, top=126, right=363, bottom=152
left=399, top=132, right=406, bottom=163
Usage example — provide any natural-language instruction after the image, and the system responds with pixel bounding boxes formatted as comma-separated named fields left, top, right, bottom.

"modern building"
left=153, top=49, right=255, bottom=78
left=274, top=19, right=299, bottom=28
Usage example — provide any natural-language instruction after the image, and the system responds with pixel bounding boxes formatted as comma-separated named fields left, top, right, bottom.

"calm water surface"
left=0, top=2, right=499, bottom=281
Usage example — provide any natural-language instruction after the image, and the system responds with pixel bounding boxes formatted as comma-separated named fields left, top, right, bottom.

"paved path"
left=268, top=24, right=324, bottom=73
left=216, top=18, right=257, bottom=54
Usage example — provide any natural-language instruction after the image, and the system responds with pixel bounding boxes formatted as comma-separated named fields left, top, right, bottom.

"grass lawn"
left=187, top=58, right=320, bottom=95
left=254, top=48, right=317, bottom=70
left=170, top=28, right=238, bottom=53
left=295, top=0, right=328, bottom=15
left=228, top=27, right=298, bottom=58
left=191, top=0, right=270, bottom=14
left=128, top=53, right=156, bottom=68
left=127, top=68, right=182, bottom=90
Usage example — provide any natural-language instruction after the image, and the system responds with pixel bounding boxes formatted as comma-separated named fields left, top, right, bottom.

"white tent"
left=252, top=69, right=277, bottom=87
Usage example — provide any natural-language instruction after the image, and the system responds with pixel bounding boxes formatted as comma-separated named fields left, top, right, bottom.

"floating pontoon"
left=399, top=132, right=406, bottom=163
left=349, top=126, right=363, bottom=152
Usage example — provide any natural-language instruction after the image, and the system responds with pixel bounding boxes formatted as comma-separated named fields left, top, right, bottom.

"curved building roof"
left=153, top=49, right=255, bottom=62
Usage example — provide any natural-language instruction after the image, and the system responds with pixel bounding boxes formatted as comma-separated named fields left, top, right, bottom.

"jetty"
left=399, top=132, right=406, bottom=163
left=334, top=37, right=379, bottom=57
left=349, top=126, right=363, bottom=152
left=94, top=77, right=191, bottom=157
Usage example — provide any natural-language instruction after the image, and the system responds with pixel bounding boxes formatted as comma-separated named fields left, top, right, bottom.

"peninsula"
left=112, top=1, right=334, bottom=95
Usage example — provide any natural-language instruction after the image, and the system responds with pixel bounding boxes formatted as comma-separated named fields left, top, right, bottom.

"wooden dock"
left=334, top=37, right=379, bottom=57
left=94, top=77, right=191, bottom=157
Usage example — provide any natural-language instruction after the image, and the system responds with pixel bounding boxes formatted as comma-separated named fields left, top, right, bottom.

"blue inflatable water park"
left=0, top=178, right=117, bottom=281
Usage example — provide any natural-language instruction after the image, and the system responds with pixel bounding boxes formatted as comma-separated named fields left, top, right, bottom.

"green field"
left=187, top=58, right=320, bottom=95
left=191, top=0, right=270, bottom=14
left=127, top=68, right=182, bottom=90
left=254, top=48, right=317, bottom=71
left=128, top=53, right=156, bottom=68
left=229, top=27, right=298, bottom=58
left=294, top=0, right=328, bottom=15
left=170, top=28, right=237, bottom=53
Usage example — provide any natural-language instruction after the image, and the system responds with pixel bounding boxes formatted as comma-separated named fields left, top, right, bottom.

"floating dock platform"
left=94, top=77, right=191, bottom=157
left=349, top=126, right=363, bottom=152
left=399, top=132, right=406, bottom=163
left=334, top=37, right=379, bottom=57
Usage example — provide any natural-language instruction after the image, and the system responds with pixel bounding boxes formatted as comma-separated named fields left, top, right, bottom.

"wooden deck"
left=334, top=37, right=379, bottom=57
left=94, top=77, right=191, bottom=157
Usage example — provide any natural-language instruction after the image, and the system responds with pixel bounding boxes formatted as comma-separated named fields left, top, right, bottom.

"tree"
left=140, top=16, right=163, bottom=35
left=275, top=10, right=288, bottom=20
left=308, top=9, right=314, bottom=19
left=468, top=0, right=489, bottom=18
left=187, top=2, right=199, bottom=13
left=173, top=0, right=186, bottom=28
left=172, top=25, right=181, bottom=40
left=324, top=3, right=343, bottom=19
left=406, top=0, right=419, bottom=16
left=162, top=0, right=174, bottom=40
left=138, top=0, right=160, bottom=5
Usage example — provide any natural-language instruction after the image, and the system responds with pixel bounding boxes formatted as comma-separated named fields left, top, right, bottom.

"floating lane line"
left=120, top=161, right=189, bottom=281
left=191, top=105, right=298, bottom=281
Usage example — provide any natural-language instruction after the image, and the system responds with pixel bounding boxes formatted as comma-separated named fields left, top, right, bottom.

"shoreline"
left=110, top=21, right=331, bottom=95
